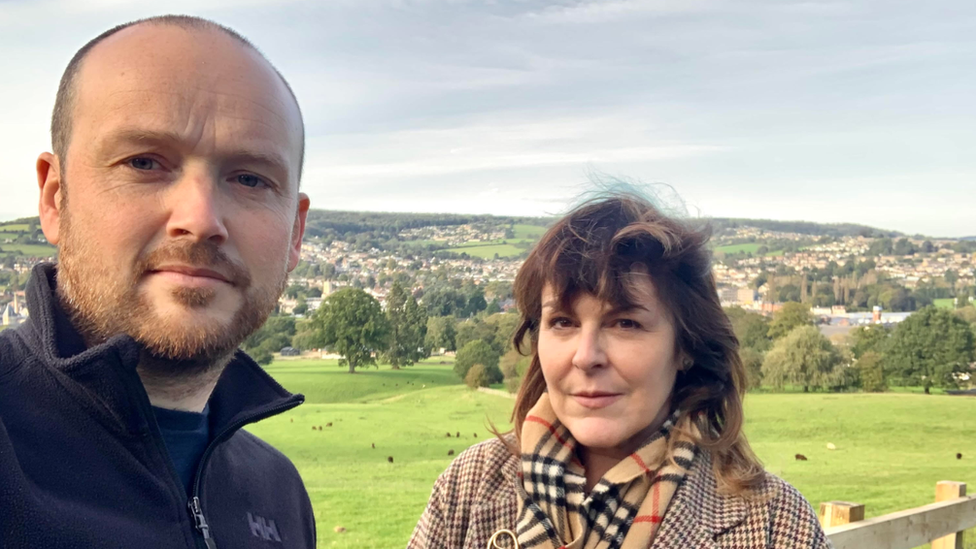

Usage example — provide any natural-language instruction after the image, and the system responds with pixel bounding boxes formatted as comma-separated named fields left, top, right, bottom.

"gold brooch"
left=487, top=529, right=520, bottom=549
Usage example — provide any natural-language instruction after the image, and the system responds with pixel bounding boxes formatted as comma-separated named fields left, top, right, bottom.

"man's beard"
left=56, top=205, right=287, bottom=377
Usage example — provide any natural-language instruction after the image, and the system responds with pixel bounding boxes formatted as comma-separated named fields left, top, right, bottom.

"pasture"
left=0, top=243, right=56, bottom=258
left=443, top=242, right=526, bottom=259
left=248, top=359, right=976, bottom=548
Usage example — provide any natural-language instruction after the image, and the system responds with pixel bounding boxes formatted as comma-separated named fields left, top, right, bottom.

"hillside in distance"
left=303, top=210, right=900, bottom=239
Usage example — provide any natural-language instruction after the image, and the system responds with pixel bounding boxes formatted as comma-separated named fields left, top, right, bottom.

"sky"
left=1, top=0, right=974, bottom=237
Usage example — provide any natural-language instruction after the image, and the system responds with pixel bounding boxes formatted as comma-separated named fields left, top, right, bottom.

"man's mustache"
left=136, top=240, right=251, bottom=289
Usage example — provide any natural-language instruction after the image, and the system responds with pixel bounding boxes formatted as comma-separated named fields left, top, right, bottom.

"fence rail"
left=824, top=481, right=975, bottom=549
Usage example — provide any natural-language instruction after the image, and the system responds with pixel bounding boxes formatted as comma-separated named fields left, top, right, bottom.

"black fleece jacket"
left=0, top=265, right=316, bottom=548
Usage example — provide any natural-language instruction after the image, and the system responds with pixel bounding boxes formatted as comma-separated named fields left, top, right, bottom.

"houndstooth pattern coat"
left=407, top=438, right=832, bottom=549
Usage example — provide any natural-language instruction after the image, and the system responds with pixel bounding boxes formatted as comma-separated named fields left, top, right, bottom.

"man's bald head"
left=50, top=15, right=305, bottom=179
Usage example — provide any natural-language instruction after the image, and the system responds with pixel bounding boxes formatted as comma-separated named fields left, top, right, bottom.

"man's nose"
left=571, top=325, right=608, bottom=372
left=165, top=170, right=229, bottom=244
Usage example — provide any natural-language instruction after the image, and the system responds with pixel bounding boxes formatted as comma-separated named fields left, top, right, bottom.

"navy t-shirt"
left=152, top=405, right=211, bottom=497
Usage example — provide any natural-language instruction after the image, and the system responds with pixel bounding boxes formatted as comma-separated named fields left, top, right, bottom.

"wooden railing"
left=823, top=481, right=976, bottom=549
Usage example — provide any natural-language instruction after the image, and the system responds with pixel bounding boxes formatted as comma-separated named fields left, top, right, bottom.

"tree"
left=455, top=318, right=502, bottom=354
left=240, top=316, right=297, bottom=366
left=848, top=324, right=890, bottom=359
left=739, top=347, right=764, bottom=390
left=308, top=288, right=390, bottom=373
left=725, top=306, right=772, bottom=352
left=422, top=286, right=467, bottom=317
left=485, top=299, right=502, bottom=315
left=856, top=351, right=886, bottom=392
left=761, top=326, right=851, bottom=392
left=425, top=315, right=457, bottom=352
left=462, top=288, right=488, bottom=318
left=383, top=282, right=428, bottom=368
left=886, top=306, right=975, bottom=393
left=464, top=364, right=493, bottom=389
left=454, top=339, right=500, bottom=380
left=767, top=302, right=814, bottom=340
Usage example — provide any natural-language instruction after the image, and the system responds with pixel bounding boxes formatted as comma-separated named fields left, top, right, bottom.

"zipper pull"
left=188, top=496, right=218, bottom=549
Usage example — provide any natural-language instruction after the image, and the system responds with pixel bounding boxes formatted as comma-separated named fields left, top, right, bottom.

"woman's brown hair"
left=509, top=192, right=765, bottom=496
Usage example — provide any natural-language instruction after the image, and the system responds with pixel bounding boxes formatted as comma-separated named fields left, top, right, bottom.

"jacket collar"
left=20, top=263, right=303, bottom=435
left=652, top=450, right=749, bottom=548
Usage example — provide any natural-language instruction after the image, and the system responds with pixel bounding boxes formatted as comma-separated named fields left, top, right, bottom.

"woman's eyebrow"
left=605, top=304, right=651, bottom=315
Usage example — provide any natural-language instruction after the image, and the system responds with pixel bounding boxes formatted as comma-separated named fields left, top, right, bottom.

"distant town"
left=2, top=212, right=975, bottom=337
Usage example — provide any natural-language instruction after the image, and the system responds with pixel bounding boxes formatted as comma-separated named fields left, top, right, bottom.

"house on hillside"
left=1, top=302, right=27, bottom=327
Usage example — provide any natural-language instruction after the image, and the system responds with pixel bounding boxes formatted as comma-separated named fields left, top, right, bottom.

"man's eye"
left=236, top=174, right=266, bottom=188
left=128, top=157, right=157, bottom=170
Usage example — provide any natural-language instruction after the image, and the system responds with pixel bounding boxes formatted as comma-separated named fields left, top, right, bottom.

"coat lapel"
left=650, top=451, right=749, bottom=549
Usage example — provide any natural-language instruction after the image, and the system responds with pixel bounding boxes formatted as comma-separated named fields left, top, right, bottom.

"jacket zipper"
left=186, top=396, right=303, bottom=547
left=188, top=496, right=217, bottom=549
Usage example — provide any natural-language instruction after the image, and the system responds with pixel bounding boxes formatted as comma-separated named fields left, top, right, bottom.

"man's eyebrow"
left=98, top=128, right=292, bottom=176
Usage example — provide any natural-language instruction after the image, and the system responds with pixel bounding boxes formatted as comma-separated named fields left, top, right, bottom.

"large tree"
left=309, top=288, right=390, bottom=373
left=848, top=324, right=890, bottom=359
left=383, top=282, right=428, bottom=368
left=454, top=339, right=501, bottom=381
left=725, top=306, right=772, bottom=352
left=761, top=326, right=852, bottom=392
left=767, top=302, right=814, bottom=340
left=886, top=306, right=975, bottom=393
left=425, top=315, right=457, bottom=352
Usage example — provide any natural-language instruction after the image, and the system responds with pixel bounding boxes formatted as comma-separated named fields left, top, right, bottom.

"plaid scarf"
left=513, top=394, right=697, bottom=549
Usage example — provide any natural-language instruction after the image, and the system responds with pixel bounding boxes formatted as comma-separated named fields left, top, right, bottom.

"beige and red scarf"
left=512, top=394, right=697, bottom=549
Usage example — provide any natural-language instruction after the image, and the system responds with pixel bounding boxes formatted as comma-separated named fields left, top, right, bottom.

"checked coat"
left=407, top=437, right=832, bottom=549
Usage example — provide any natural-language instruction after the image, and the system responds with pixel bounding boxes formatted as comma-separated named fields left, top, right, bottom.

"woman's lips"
left=571, top=393, right=622, bottom=409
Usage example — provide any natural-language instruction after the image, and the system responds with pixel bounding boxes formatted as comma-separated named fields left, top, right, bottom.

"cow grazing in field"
left=371, top=443, right=375, bottom=449
left=447, top=450, right=454, bottom=456
left=446, top=432, right=451, bottom=437
left=795, top=454, right=808, bottom=461
left=387, top=456, right=394, bottom=463
left=455, top=432, right=460, bottom=438
left=473, top=433, right=477, bottom=438
left=326, top=422, right=333, bottom=427
left=958, top=453, right=963, bottom=459
left=311, top=426, right=316, bottom=431
left=334, top=526, right=346, bottom=533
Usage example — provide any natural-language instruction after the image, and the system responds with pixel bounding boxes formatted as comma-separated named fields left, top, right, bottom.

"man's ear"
left=287, top=192, right=310, bottom=272
left=37, top=152, right=63, bottom=245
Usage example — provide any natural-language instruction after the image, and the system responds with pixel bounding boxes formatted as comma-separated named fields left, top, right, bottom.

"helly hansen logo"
left=247, top=512, right=281, bottom=542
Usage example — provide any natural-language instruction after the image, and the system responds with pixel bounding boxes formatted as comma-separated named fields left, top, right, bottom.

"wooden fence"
left=823, top=481, right=976, bottom=549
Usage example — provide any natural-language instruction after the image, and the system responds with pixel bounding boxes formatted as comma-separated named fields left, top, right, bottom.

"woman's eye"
left=549, top=317, right=574, bottom=329
left=128, top=157, right=157, bottom=170
left=236, top=174, right=266, bottom=188
left=614, top=318, right=642, bottom=329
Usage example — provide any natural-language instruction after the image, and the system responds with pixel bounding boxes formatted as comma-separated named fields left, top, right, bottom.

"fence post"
left=932, top=481, right=967, bottom=549
left=819, top=501, right=865, bottom=529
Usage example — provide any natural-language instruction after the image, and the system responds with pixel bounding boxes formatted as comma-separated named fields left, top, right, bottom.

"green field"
left=935, top=298, right=955, bottom=309
left=443, top=243, right=525, bottom=259
left=0, top=224, right=30, bottom=232
left=715, top=243, right=763, bottom=254
left=0, top=243, right=56, bottom=258
left=247, top=359, right=976, bottom=548
left=512, top=224, right=546, bottom=240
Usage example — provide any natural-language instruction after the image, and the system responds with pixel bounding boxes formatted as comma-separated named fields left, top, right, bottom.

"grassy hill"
left=249, top=358, right=976, bottom=548
left=0, top=219, right=55, bottom=261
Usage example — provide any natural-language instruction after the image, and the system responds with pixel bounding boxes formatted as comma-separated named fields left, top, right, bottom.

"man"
left=0, top=15, right=315, bottom=548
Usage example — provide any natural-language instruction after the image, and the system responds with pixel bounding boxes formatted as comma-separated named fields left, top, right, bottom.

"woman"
left=408, top=194, right=830, bottom=549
